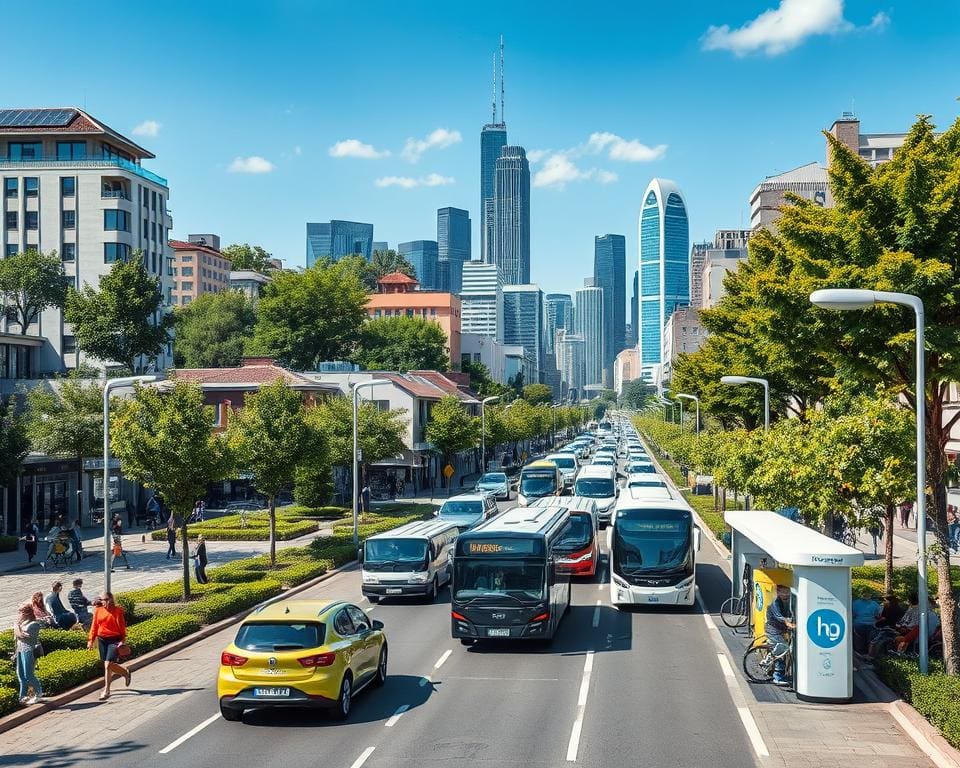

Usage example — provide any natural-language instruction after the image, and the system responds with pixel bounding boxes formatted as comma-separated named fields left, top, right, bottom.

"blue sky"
left=8, top=0, right=959, bottom=295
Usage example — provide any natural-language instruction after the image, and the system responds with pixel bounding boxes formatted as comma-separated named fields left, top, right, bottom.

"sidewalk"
left=850, top=521, right=938, bottom=565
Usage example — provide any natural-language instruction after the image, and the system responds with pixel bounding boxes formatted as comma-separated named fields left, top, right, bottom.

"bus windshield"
left=364, top=538, right=428, bottom=564
left=575, top=478, right=615, bottom=498
left=453, top=559, right=545, bottom=602
left=556, top=513, right=593, bottom=552
left=520, top=471, right=557, bottom=497
left=614, top=509, right=691, bottom=574
left=549, top=456, right=576, bottom=470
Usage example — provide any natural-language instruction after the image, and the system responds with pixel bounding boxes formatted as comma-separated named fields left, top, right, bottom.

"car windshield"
left=629, top=480, right=664, bottom=488
left=629, top=464, right=655, bottom=473
left=520, top=472, right=557, bottom=496
left=479, top=473, right=507, bottom=484
left=454, top=559, right=545, bottom=602
left=549, top=456, right=576, bottom=469
left=614, top=511, right=691, bottom=574
left=365, top=538, right=428, bottom=563
left=557, top=513, right=593, bottom=551
left=575, top=478, right=615, bottom=498
left=235, top=621, right=324, bottom=651
left=440, top=501, right=483, bottom=519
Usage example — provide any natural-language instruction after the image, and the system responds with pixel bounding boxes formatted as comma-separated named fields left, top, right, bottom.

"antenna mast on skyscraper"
left=499, top=35, right=505, bottom=125
left=491, top=53, right=497, bottom=124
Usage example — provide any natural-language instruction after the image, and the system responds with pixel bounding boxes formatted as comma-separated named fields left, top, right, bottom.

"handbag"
left=116, top=643, right=132, bottom=661
left=33, top=642, right=45, bottom=658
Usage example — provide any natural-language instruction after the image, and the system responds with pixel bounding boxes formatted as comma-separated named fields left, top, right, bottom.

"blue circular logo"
left=754, top=582, right=763, bottom=611
left=807, top=609, right=845, bottom=648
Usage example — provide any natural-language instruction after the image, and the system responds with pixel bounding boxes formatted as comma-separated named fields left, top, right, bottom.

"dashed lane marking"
left=385, top=704, right=409, bottom=727
left=591, top=600, right=601, bottom=628
left=566, top=650, right=595, bottom=762
left=158, top=713, right=220, bottom=754
left=349, top=747, right=376, bottom=768
left=434, top=649, right=452, bottom=669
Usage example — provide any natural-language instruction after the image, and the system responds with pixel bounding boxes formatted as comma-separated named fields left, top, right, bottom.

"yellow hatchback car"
left=218, top=599, right=387, bottom=722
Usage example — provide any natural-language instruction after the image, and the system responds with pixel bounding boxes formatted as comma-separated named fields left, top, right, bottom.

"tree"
left=251, top=261, right=369, bottom=369
left=65, top=257, right=173, bottom=372
left=0, top=249, right=68, bottom=335
left=25, top=381, right=103, bottom=524
left=110, top=381, right=230, bottom=598
left=371, top=249, right=417, bottom=281
left=425, top=396, right=479, bottom=487
left=354, top=316, right=448, bottom=372
left=522, top=383, right=553, bottom=406
left=0, top=400, right=29, bottom=494
left=174, top=292, right=256, bottom=368
left=621, top=379, right=653, bottom=410
left=461, top=360, right=510, bottom=400
left=221, top=243, right=275, bottom=273
left=334, top=252, right=418, bottom=292
left=227, top=381, right=317, bottom=565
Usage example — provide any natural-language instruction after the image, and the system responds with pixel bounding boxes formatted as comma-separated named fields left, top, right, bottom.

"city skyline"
left=7, top=3, right=956, bottom=295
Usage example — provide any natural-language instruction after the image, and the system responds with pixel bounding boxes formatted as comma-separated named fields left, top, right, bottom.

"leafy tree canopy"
left=522, top=383, right=553, bottom=406
left=221, top=243, right=275, bottom=273
left=425, top=395, right=478, bottom=477
left=309, top=395, right=407, bottom=468
left=354, top=316, right=448, bottom=372
left=0, top=400, right=29, bottom=489
left=0, top=249, right=68, bottom=335
left=174, top=291, right=256, bottom=368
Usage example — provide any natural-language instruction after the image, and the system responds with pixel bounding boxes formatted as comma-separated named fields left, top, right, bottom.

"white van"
left=360, top=519, right=459, bottom=603
left=573, top=465, right=619, bottom=526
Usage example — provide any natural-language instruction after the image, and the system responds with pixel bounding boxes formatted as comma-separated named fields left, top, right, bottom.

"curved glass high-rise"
left=638, top=179, right=689, bottom=370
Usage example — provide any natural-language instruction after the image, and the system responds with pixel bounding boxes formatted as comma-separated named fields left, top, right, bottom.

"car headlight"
left=362, top=573, right=379, bottom=584
left=409, top=572, right=429, bottom=583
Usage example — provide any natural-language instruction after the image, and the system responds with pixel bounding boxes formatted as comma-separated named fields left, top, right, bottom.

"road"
left=1, top=496, right=756, bottom=768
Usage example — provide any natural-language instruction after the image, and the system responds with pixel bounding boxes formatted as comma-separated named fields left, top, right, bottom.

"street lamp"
left=811, top=287, right=930, bottom=673
left=103, top=375, right=157, bottom=592
left=480, top=396, right=499, bottom=473
left=720, top=375, right=770, bottom=432
left=353, top=379, right=389, bottom=548
left=677, top=393, right=700, bottom=436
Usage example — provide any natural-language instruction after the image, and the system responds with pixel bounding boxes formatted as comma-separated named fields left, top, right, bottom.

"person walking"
left=87, top=592, right=131, bottom=701
left=111, top=513, right=123, bottom=538
left=165, top=508, right=178, bottom=560
left=146, top=493, right=160, bottom=528
left=20, top=517, right=39, bottom=564
left=899, top=501, right=912, bottom=529
left=68, top=518, right=84, bottom=560
left=948, top=505, right=960, bottom=553
left=193, top=535, right=208, bottom=584
left=14, top=604, right=43, bottom=705
left=110, top=535, right=131, bottom=571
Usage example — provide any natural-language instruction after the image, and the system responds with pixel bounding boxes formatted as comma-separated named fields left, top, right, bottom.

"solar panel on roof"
left=0, top=108, right=77, bottom=128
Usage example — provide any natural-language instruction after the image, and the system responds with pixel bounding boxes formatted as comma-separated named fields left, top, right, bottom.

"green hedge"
left=151, top=520, right=318, bottom=542
left=36, top=648, right=103, bottom=696
left=119, top=581, right=227, bottom=605
left=185, top=580, right=283, bottom=624
left=0, top=626, right=89, bottom=656
left=0, top=687, right=18, bottom=717
left=126, top=614, right=202, bottom=655
left=876, top=656, right=960, bottom=749
left=207, top=567, right=268, bottom=584
left=0, top=535, right=18, bottom=553
left=277, top=559, right=333, bottom=588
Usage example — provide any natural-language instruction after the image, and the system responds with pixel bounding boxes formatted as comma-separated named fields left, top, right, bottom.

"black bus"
left=451, top=505, right=572, bottom=644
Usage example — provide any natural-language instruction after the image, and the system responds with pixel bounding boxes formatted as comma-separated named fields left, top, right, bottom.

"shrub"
left=0, top=535, right=18, bottom=553
left=207, top=568, right=267, bottom=584
left=185, top=580, right=283, bottom=624
left=284, top=505, right=349, bottom=519
left=277, top=559, right=331, bottom=588
left=0, top=626, right=88, bottom=656
left=0, top=687, right=18, bottom=717
left=152, top=520, right=317, bottom=542
left=125, top=614, right=202, bottom=655
left=119, top=581, right=226, bottom=605
left=876, top=656, right=960, bottom=749
left=851, top=578, right=884, bottom=599
left=35, top=648, right=102, bottom=696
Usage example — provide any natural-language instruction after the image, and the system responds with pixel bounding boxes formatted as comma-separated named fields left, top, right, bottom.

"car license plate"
left=386, top=588, right=403, bottom=594
left=486, top=627, right=510, bottom=637
left=646, top=596, right=660, bottom=603
left=253, top=687, right=289, bottom=697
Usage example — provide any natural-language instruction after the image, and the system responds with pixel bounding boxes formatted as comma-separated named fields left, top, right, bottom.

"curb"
left=0, top=559, right=360, bottom=735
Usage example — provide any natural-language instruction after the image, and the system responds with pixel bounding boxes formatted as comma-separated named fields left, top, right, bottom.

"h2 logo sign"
left=807, top=609, right=845, bottom=648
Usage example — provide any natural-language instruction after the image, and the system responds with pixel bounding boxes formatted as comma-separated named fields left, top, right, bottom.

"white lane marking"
left=419, top=674, right=432, bottom=687
left=591, top=600, right=601, bottom=628
left=433, top=649, right=452, bottom=669
left=737, top=706, right=770, bottom=758
left=349, top=747, right=376, bottom=768
left=158, top=713, right=220, bottom=754
left=566, top=650, right=595, bottom=761
left=597, top=566, right=605, bottom=590
left=385, top=704, right=409, bottom=727
left=717, top=653, right=735, bottom=679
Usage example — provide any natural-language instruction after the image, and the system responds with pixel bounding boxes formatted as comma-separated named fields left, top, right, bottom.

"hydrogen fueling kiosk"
left=725, top=510, right=864, bottom=703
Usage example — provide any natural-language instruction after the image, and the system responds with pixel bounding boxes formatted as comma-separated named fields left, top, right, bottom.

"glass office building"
left=306, top=220, right=374, bottom=267
left=480, top=123, right=507, bottom=264
left=502, top=285, right=543, bottom=381
left=544, top=293, right=574, bottom=354
left=638, top=178, right=689, bottom=369
left=437, top=207, right=471, bottom=294
left=398, top=240, right=440, bottom=291
left=494, top=146, right=531, bottom=286
left=575, top=285, right=605, bottom=387
left=593, top=234, right=626, bottom=381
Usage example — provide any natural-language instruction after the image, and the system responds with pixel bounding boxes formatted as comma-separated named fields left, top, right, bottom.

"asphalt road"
left=1, top=481, right=756, bottom=768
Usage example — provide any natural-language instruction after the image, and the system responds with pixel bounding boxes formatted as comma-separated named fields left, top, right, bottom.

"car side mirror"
left=433, top=509, right=439, bottom=516
left=694, top=526, right=702, bottom=552
left=357, top=547, right=364, bottom=563
left=371, top=619, right=384, bottom=631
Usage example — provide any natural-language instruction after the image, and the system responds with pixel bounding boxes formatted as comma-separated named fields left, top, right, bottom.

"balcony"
left=101, top=189, right=130, bottom=201
left=0, top=154, right=168, bottom=187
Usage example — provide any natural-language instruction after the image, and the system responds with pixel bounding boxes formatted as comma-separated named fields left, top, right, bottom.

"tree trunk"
left=181, top=517, right=191, bottom=600
left=268, top=495, right=276, bottom=567
left=721, top=487, right=727, bottom=513
left=884, top=502, right=895, bottom=595
left=714, top=483, right=719, bottom=513
left=927, top=433, right=958, bottom=675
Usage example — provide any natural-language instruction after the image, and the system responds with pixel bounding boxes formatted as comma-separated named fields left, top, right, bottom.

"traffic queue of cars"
left=217, top=415, right=695, bottom=722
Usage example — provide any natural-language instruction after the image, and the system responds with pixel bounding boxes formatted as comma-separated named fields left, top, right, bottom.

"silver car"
left=474, top=471, right=510, bottom=501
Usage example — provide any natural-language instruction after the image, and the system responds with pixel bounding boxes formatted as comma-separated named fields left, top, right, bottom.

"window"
left=62, top=210, right=75, bottom=229
left=181, top=266, right=193, bottom=276
left=151, top=190, right=156, bottom=211
left=167, top=258, right=174, bottom=276
left=62, top=335, right=76, bottom=354
left=181, top=281, right=193, bottom=291
left=181, top=254, right=193, bottom=262
left=56, top=141, right=87, bottom=160
left=159, top=194, right=164, bottom=213
left=143, top=218, right=148, bottom=237
left=151, top=253, right=156, bottom=273
left=151, top=221, right=157, bottom=242
left=142, top=187, right=149, bottom=206
left=104, top=210, right=130, bottom=231
left=8, top=142, right=42, bottom=160
left=5, top=212, right=16, bottom=229
left=5, top=244, right=17, bottom=257
left=4, top=178, right=17, bottom=197
left=61, top=243, right=76, bottom=262
left=25, top=211, right=38, bottom=230
left=103, top=243, right=131, bottom=262
left=24, top=178, right=38, bottom=197
left=61, top=177, right=75, bottom=197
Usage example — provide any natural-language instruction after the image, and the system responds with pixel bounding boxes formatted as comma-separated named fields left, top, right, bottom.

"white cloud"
left=532, top=130, right=662, bottom=189
left=293, top=145, right=302, bottom=156
left=526, top=148, right=550, bottom=164
left=533, top=155, right=617, bottom=190
left=375, top=173, right=456, bottom=189
left=329, top=138, right=390, bottom=159
left=228, top=156, right=275, bottom=174
left=701, top=0, right=888, bottom=56
left=132, top=120, right=161, bottom=137
left=596, top=170, right=618, bottom=184
left=401, top=128, right=462, bottom=163
left=585, top=132, right=667, bottom=162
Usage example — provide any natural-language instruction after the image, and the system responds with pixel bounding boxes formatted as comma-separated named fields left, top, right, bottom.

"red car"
left=554, top=500, right=600, bottom=578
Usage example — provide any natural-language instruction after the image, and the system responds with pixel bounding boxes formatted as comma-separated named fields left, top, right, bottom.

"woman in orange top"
left=86, top=592, right=130, bottom=700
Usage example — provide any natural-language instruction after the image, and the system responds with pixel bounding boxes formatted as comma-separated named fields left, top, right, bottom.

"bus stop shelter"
left=725, top=510, right=864, bottom=703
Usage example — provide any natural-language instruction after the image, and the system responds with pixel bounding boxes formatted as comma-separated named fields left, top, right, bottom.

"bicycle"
left=720, top=594, right=750, bottom=629
left=743, top=636, right=793, bottom=684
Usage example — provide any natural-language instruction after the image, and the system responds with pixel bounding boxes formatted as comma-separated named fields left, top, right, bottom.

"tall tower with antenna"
left=480, top=37, right=507, bottom=266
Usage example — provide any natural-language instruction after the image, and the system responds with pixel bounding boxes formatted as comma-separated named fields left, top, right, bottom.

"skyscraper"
left=372, top=240, right=389, bottom=253
left=502, top=285, right=543, bottom=381
left=593, top=234, right=626, bottom=382
left=630, top=269, right=639, bottom=348
left=480, top=38, right=508, bottom=264
left=543, top=293, right=574, bottom=354
left=493, top=146, right=531, bottom=285
left=306, top=220, right=374, bottom=267
left=398, top=240, right=439, bottom=290
left=689, top=241, right=710, bottom=309
left=575, top=284, right=605, bottom=388
left=437, top=207, right=471, bottom=294
left=638, top=178, right=689, bottom=370
left=460, top=261, right=503, bottom=340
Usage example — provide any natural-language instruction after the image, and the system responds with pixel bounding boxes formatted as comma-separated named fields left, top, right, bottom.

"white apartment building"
left=661, top=307, right=705, bottom=383
left=460, top=260, right=503, bottom=340
left=0, top=108, right=174, bottom=376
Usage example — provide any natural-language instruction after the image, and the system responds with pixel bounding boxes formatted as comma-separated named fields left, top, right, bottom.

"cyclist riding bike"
left=766, top=584, right=795, bottom=686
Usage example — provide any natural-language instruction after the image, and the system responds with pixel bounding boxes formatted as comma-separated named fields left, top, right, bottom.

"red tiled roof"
left=407, top=371, right=479, bottom=403
left=0, top=108, right=154, bottom=158
left=172, top=362, right=319, bottom=388
left=378, top=272, right=419, bottom=285
left=169, top=239, right=229, bottom=261
left=378, top=373, right=444, bottom=400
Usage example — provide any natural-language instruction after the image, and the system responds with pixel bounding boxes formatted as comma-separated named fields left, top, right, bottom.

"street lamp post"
left=353, top=379, right=390, bottom=548
left=103, top=375, right=157, bottom=593
left=811, top=287, right=929, bottom=673
left=480, top=396, right=499, bottom=473
left=677, top=393, right=700, bottom=436
left=720, top=375, right=770, bottom=432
